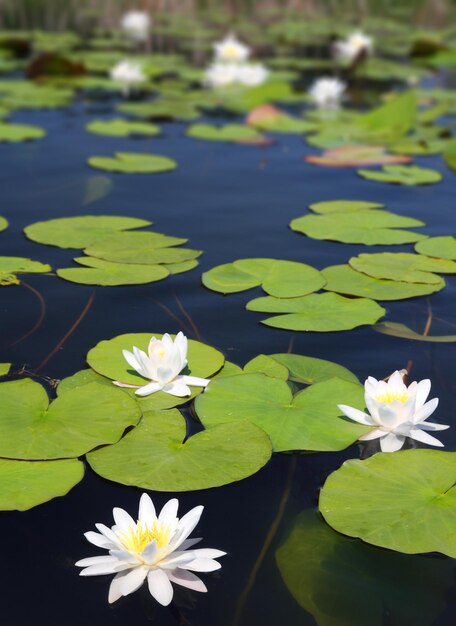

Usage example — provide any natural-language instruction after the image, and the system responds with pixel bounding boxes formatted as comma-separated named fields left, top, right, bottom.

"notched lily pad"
left=57, top=257, right=170, bottom=286
left=415, top=236, right=456, bottom=261
left=0, top=256, right=51, bottom=286
left=186, top=123, right=265, bottom=143
left=308, top=200, right=384, bottom=214
left=349, top=252, right=456, bottom=284
left=87, top=152, right=177, bottom=173
left=374, top=322, right=456, bottom=342
left=247, top=104, right=315, bottom=134
left=86, top=118, right=160, bottom=137
left=357, top=165, right=442, bottom=185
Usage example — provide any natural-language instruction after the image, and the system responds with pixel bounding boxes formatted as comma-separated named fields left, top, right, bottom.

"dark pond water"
left=0, top=91, right=455, bottom=625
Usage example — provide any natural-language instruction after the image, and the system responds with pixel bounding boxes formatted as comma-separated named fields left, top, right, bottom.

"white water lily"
left=205, top=62, right=240, bottom=88
left=335, top=31, right=373, bottom=62
left=237, top=63, right=269, bottom=87
left=113, top=332, right=209, bottom=397
left=110, top=60, right=146, bottom=95
left=120, top=10, right=151, bottom=42
left=338, top=370, right=449, bottom=452
left=214, top=34, right=250, bottom=63
left=76, top=493, right=226, bottom=605
left=309, top=77, right=346, bottom=109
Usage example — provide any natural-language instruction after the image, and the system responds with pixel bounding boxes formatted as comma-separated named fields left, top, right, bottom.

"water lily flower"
left=204, top=62, right=240, bottom=88
left=110, top=60, right=146, bottom=96
left=76, top=493, right=226, bottom=605
left=113, top=332, right=210, bottom=397
left=120, top=10, right=151, bottom=42
left=214, top=34, right=250, bottom=63
left=237, top=63, right=269, bottom=87
left=334, top=31, right=373, bottom=62
left=308, top=77, right=346, bottom=109
left=338, top=370, right=449, bottom=452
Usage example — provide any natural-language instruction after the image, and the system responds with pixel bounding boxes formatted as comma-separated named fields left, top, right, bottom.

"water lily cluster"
left=110, top=60, right=146, bottom=96
left=205, top=34, right=269, bottom=88
left=334, top=31, right=373, bottom=62
left=308, top=77, right=346, bottom=109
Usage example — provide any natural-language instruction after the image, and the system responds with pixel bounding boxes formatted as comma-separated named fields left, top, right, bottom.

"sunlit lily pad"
left=246, top=105, right=315, bottom=134
left=0, top=121, right=46, bottom=141
left=443, top=137, right=456, bottom=172
left=268, top=353, right=359, bottom=384
left=357, top=165, right=442, bottom=185
left=374, top=322, right=456, bottom=342
left=85, top=118, right=160, bottom=137
left=87, top=409, right=272, bottom=491
left=0, top=216, right=7, bottom=231
left=247, top=292, right=385, bottom=331
left=164, top=259, right=199, bottom=274
left=24, top=215, right=152, bottom=249
left=0, top=379, right=141, bottom=459
left=195, top=374, right=369, bottom=452
left=322, top=265, right=444, bottom=300
left=0, top=458, right=84, bottom=511
left=0, top=256, right=51, bottom=286
left=87, top=152, right=177, bottom=173
left=349, top=252, right=456, bottom=284
left=319, top=450, right=456, bottom=557
left=0, top=363, right=11, bottom=376
left=305, top=145, right=412, bottom=167
left=186, top=123, right=265, bottom=143
left=243, top=354, right=289, bottom=380
left=308, top=200, right=384, bottom=214
left=57, top=257, right=170, bottom=286
left=415, top=236, right=456, bottom=261
left=202, top=258, right=325, bottom=297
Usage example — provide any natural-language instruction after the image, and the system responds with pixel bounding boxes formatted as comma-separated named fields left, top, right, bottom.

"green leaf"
left=0, top=216, right=8, bottom=232
left=0, top=458, right=84, bottom=511
left=57, top=368, right=113, bottom=395
left=308, top=200, right=384, bottom=214
left=319, top=450, right=456, bottom=558
left=247, top=105, right=314, bottom=134
left=357, top=165, right=442, bottom=185
left=305, top=145, right=412, bottom=167
left=24, top=215, right=152, bottom=249
left=290, top=210, right=425, bottom=245
left=85, top=118, right=160, bottom=137
left=276, top=510, right=455, bottom=626
left=415, top=236, right=456, bottom=260
left=57, top=257, right=170, bottom=286
left=0, top=378, right=141, bottom=459
left=0, top=122, right=45, bottom=141
left=349, top=252, right=456, bottom=284
left=0, top=363, right=11, bottom=376
left=268, top=353, right=359, bottom=384
left=195, top=374, right=369, bottom=452
left=87, top=409, right=272, bottom=491
left=244, top=354, right=289, bottom=380
left=322, top=264, right=444, bottom=300
left=247, top=292, right=385, bottom=331
left=356, top=90, right=417, bottom=137
left=164, top=259, right=199, bottom=274
left=202, top=258, right=325, bottom=297
left=87, top=152, right=177, bottom=174
left=443, top=136, right=456, bottom=172
left=0, top=256, right=51, bottom=286
left=373, top=322, right=456, bottom=342
left=186, top=123, right=264, bottom=143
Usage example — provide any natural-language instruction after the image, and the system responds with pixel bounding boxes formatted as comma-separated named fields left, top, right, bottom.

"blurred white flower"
left=120, top=10, right=151, bottom=42
left=110, top=60, right=145, bottom=95
left=338, top=370, right=449, bottom=452
left=114, top=332, right=209, bottom=397
left=214, top=34, right=250, bottom=63
left=309, top=77, right=346, bottom=109
left=237, top=63, right=269, bottom=87
left=204, top=62, right=240, bottom=88
left=335, top=31, right=373, bottom=62
left=76, top=493, right=226, bottom=605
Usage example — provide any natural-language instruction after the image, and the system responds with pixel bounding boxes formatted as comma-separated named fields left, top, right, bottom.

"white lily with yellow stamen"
left=76, top=494, right=226, bottom=605
left=309, top=77, right=346, bottom=109
left=120, top=10, right=151, bottom=42
left=113, top=331, right=209, bottom=397
left=338, top=370, right=449, bottom=452
left=335, top=31, right=373, bottom=62
left=214, top=34, right=250, bottom=63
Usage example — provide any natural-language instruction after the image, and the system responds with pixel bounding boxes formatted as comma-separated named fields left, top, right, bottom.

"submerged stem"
left=422, top=300, right=433, bottom=337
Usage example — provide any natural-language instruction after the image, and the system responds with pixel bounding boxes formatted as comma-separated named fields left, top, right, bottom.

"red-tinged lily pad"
left=305, top=145, right=413, bottom=168
left=246, top=104, right=283, bottom=125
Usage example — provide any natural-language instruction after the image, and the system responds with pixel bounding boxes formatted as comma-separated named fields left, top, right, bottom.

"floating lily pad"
left=0, top=378, right=141, bottom=459
left=305, top=145, right=412, bottom=167
left=57, top=257, right=170, bottom=286
left=85, top=118, right=160, bottom=137
left=0, top=256, right=51, bottom=286
left=0, top=458, right=84, bottom=511
left=57, top=368, right=113, bottom=395
left=247, top=105, right=315, bottom=134
left=0, top=122, right=45, bottom=141
left=357, top=165, right=442, bottom=185
left=202, top=258, right=325, bottom=297
left=415, top=236, right=456, bottom=261
left=0, top=216, right=7, bottom=231
left=443, top=137, right=456, bottom=172
left=164, top=259, right=199, bottom=274
left=268, top=353, right=359, bottom=384
left=374, top=322, right=456, bottom=342
left=87, top=152, right=177, bottom=173
left=195, top=374, right=369, bottom=452
left=247, top=292, right=385, bottom=331
left=319, top=450, right=456, bottom=558
left=290, top=210, right=425, bottom=245
left=24, top=215, right=152, bottom=249
left=308, top=200, right=384, bottom=214
left=186, top=123, right=264, bottom=143
left=349, top=252, right=456, bottom=284
left=0, top=363, right=11, bottom=376
left=243, top=354, right=289, bottom=380
left=117, top=100, right=200, bottom=121
left=322, top=265, right=444, bottom=300
left=87, top=409, right=272, bottom=491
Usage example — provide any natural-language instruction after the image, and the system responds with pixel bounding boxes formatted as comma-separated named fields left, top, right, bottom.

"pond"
left=0, top=7, right=455, bottom=626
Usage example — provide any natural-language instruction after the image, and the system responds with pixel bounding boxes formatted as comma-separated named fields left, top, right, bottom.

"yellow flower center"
left=375, top=391, right=409, bottom=404
left=150, top=342, right=166, bottom=358
left=224, top=45, right=239, bottom=59
left=119, top=521, right=171, bottom=553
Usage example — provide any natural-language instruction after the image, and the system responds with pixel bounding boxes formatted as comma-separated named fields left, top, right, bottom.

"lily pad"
left=85, top=118, right=160, bottom=137
left=349, top=252, right=456, bottom=284
left=0, top=122, right=45, bottom=141
left=0, top=458, right=84, bottom=511
left=357, top=165, right=442, bottom=185
left=0, top=256, right=51, bottom=286
left=87, top=152, right=177, bottom=174
left=243, top=354, right=289, bottom=380
left=268, top=353, right=359, bottom=385
left=164, top=259, right=199, bottom=274
left=319, top=450, right=456, bottom=558
left=186, top=123, right=264, bottom=143
left=24, top=215, right=152, bottom=249
left=0, top=216, right=7, bottom=231
left=0, top=363, right=11, bottom=376
left=246, top=105, right=315, bottom=134
left=117, top=100, right=200, bottom=121
left=57, top=257, right=170, bottom=286
left=374, top=322, right=456, bottom=342
left=415, top=236, right=456, bottom=261
left=195, top=374, right=369, bottom=452
left=308, top=200, right=384, bottom=214
left=443, top=137, right=456, bottom=172
left=202, top=258, right=325, bottom=297
left=247, top=292, right=385, bottom=331
left=305, top=145, right=412, bottom=167
left=322, top=265, right=444, bottom=300
left=0, top=378, right=141, bottom=459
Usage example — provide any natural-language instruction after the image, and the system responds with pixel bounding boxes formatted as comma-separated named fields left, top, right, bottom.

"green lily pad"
left=247, top=292, right=385, bottom=331
left=0, top=378, right=141, bottom=460
left=0, top=122, right=45, bottom=141
left=24, top=215, right=152, bottom=249
left=246, top=104, right=315, bottom=134
left=374, top=322, right=456, bottom=342
left=164, top=259, right=199, bottom=274
left=268, top=353, right=359, bottom=384
left=87, top=152, right=177, bottom=174
left=243, top=354, right=289, bottom=380
left=117, top=100, right=200, bottom=121
left=308, top=200, right=384, bottom=214
left=57, top=257, right=170, bottom=286
left=57, top=368, right=113, bottom=395
left=85, top=118, right=160, bottom=137
left=357, top=165, right=442, bottom=185
left=305, top=145, right=412, bottom=167
left=202, top=258, right=325, bottom=297
left=0, top=256, right=51, bottom=286
left=290, top=210, right=426, bottom=246
left=322, top=265, right=444, bottom=300
left=0, top=363, right=11, bottom=376
left=0, top=458, right=84, bottom=511
left=349, top=252, right=456, bottom=284
left=195, top=374, right=369, bottom=452
left=443, top=136, right=456, bottom=172
left=84, top=231, right=200, bottom=265
left=87, top=409, right=272, bottom=491
left=415, top=236, right=456, bottom=261
left=186, top=123, right=264, bottom=143
left=319, top=450, right=456, bottom=558
left=276, top=510, right=455, bottom=626
left=0, top=216, right=8, bottom=231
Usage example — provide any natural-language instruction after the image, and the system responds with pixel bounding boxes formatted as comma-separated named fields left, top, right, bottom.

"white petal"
left=183, top=558, right=222, bottom=572
left=159, top=552, right=196, bottom=569
left=379, top=433, right=405, bottom=452
left=419, top=421, right=449, bottom=431
left=409, top=428, right=445, bottom=447
left=364, top=396, right=381, bottom=424
left=170, top=505, right=204, bottom=550
left=191, top=548, right=226, bottom=559
left=337, top=404, right=374, bottom=426
left=78, top=562, right=122, bottom=576
left=377, top=404, right=399, bottom=428
left=162, top=382, right=191, bottom=397
left=414, top=379, right=431, bottom=409
left=413, top=397, right=439, bottom=424
left=138, top=493, right=156, bottom=524
left=109, top=550, right=141, bottom=565
left=179, top=537, right=203, bottom=550
left=157, top=366, right=175, bottom=384
left=388, top=370, right=407, bottom=391
left=108, top=572, right=125, bottom=604
left=147, top=569, right=174, bottom=606
left=95, top=523, right=123, bottom=548
left=358, top=428, right=384, bottom=442
left=122, top=349, right=145, bottom=377
left=113, top=381, right=141, bottom=389
left=75, top=555, right=117, bottom=568
left=159, top=498, right=179, bottom=526
left=84, top=531, right=114, bottom=550
left=133, top=347, right=151, bottom=377
left=112, top=507, right=136, bottom=533
left=141, top=540, right=158, bottom=563
left=118, top=566, right=149, bottom=597
left=178, top=375, right=210, bottom=388
left=135, top=381, right=163, bottom=397
left=167, top=569, right=207, bottom=593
